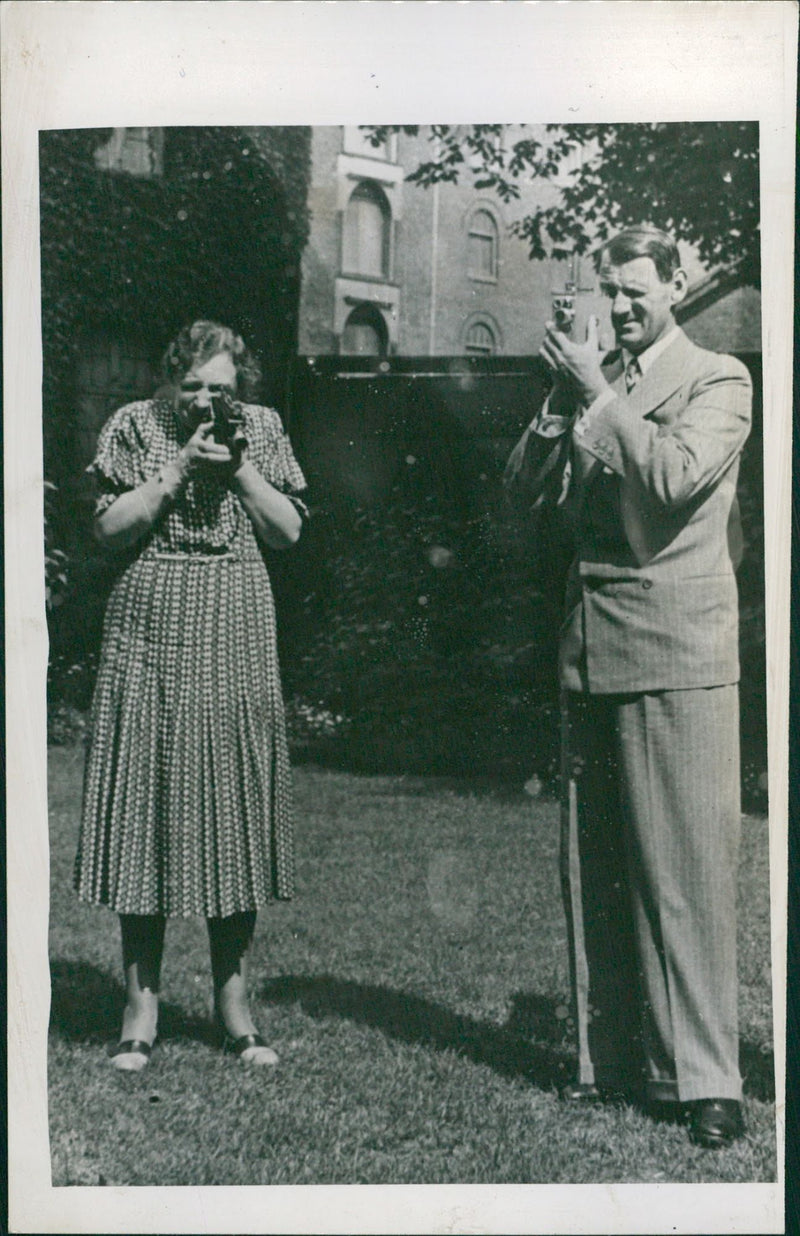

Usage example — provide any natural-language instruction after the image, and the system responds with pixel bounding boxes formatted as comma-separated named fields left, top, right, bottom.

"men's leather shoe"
left=560, top=1081, right=632, bottom=1105
left=687, top=1099, right=744, bottom=1149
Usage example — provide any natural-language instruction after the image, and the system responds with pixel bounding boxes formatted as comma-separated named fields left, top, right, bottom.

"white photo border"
left=3, top=2, right=794, bottom=1232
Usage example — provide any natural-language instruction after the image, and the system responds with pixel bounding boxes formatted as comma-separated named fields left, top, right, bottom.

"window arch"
left=93, top=127, right=164, bottom=177
left=467, top=208, right=499, bottom=281
left=463, top=318, right=498, bottom=356
left=342, top=180, right=391, bottom=279
left=340, top=304, right=388, bottom=357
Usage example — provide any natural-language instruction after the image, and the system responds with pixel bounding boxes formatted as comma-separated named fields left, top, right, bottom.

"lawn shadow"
left=505, top=991, right=571, bottom=1046
left=260, top=974, right=572, bottom=1092
left=261, top=976, right=775, bottom=1104
left=507, top=991, right=775, bottom=1103
left=49, top=959, right=213, bottom=1046
left=739, top=1037, right=776, bottom=1102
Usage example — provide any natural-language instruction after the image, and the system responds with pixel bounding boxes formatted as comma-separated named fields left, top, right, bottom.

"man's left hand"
left=539, top=315, right=610, bottom=407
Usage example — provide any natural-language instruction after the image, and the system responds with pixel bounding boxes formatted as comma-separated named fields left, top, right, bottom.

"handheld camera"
left=551, top=292, right=576, bottom=336
left=197, top=391, right=247, bottom=451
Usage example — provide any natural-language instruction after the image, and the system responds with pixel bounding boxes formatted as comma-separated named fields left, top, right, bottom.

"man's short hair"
left=598, top=225, right=682, bottom=284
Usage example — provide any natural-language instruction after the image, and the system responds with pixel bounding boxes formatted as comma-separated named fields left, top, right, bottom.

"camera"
left=552, top=293, right=576, bottom=336
left=191, top=391, right=247, bottom=451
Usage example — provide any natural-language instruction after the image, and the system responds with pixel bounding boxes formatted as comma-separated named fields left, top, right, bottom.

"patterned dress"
left=74, top=398, right=307, bottom=918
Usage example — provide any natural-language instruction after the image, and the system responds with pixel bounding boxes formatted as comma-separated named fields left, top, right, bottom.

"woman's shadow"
left=47, top=958, right=572, bottom=1089
left=48, top=958, right=212, bottom=1046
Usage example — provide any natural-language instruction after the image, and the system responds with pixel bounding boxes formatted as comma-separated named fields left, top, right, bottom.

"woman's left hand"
left=225, top=428, right=248, bottom=480
left=190, top=421, right=248, bottom=480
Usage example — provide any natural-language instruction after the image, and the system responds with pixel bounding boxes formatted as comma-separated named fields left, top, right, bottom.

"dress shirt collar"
left=621, top=324, right=681, bottom=375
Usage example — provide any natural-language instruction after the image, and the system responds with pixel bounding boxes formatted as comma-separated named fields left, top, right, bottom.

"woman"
left=75, top=320, right=307, bottom=1071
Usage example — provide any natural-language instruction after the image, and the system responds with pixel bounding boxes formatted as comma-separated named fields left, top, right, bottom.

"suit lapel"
left=622, top=329, right=693, bottom=420
left=580, top=330, right=693, bottom=502
left=602, top=350, right=625, bottom=389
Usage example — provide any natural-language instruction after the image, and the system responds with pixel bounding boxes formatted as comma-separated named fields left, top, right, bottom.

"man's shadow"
left=258, top=975, right=776, bottom=1103
left=48, top=959, right=776, bottom=1103
left=259, top=974, right=572, bottom=1090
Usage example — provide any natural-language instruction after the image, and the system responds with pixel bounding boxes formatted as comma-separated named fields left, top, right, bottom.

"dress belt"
left=149, top=551, right=240, bottom=562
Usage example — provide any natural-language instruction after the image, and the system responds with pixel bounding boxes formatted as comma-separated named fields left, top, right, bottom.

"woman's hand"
left=180, top=419, right=243, bottom=474
left=180, top=418, right=249, bottom=483
left=93, top=419, right=236, bottom=550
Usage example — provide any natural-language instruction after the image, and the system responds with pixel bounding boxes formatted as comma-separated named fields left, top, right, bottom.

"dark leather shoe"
left=560, top=1081, right=633, bottom=1105
left=688, top=1099, right=744, bottom=1149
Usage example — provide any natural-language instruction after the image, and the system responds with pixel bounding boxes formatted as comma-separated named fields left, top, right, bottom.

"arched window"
left=342, top=181, right=391, bottom=279
left=464, top=319, right=497, bottom=356
left=93, top=128, right=164, bottom=177
left=467, top=208, right=499, bottom=281
left=340, top=304, right=388, bottom=357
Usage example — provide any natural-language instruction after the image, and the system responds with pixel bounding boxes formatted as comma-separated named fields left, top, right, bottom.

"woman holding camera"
left=74, top=320, right=307, bottom=1071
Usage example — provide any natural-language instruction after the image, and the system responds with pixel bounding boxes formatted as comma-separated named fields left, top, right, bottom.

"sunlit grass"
left=48, top=745, right=776, bottom=1185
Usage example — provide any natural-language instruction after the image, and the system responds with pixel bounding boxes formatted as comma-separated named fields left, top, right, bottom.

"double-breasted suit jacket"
left=505, top=328, right=753, bottom=1102
left=505, top=328, right=752, bottom=693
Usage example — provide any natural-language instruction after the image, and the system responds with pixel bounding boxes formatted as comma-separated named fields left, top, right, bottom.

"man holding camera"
left=505, top=224, right=752, bottom=1148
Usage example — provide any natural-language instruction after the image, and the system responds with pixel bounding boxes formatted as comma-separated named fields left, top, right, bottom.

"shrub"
left=278, top=489, right=564, bottom=784
left=44, top=482, right=70, bottom=612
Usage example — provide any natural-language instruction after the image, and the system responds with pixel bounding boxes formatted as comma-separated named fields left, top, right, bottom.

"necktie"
left=619, top=355, right=649, bottom=563
left=625, top=356, right=641, bottom=392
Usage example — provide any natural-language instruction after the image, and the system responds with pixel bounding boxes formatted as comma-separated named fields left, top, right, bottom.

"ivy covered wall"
left=40, top=125, right=311, bottom=493
left=41, top=125, right=311, bottom=704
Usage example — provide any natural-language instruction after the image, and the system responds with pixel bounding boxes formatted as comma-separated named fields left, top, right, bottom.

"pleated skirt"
left=75, top=550, right=295, bottom=917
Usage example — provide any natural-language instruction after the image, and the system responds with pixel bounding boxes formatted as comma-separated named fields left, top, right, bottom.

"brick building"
left=39, top=122, right=761, bottom=502
left=298, top=125, right=761, bottom=360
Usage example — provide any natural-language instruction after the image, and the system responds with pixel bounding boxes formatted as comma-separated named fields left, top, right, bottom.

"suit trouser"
left=560, top=686, right=742, bottom=1102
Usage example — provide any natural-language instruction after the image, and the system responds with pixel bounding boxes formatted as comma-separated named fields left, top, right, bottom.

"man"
left=505, top=224, right=752, bottom=1148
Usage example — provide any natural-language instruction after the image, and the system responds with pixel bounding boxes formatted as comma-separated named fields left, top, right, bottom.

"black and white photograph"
left=5, top=3, right=794, bottom=1234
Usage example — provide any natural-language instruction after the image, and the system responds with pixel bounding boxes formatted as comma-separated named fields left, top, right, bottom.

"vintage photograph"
left=6, top=3, right=793, bottom=1232
left=41, top=120, right=774, bottom=1187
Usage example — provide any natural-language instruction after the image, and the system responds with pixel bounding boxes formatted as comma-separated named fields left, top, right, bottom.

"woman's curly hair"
left=160, top=321, right=263, bottom=401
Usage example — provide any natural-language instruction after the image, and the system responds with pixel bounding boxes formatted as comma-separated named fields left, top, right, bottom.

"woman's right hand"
left=179, top=417, right=240, bottom=475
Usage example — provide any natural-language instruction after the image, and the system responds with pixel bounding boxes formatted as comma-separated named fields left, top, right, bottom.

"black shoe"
left=687, top=1099, right=744, bottom=1149
left=560, top=1081, right=632, bottom=1105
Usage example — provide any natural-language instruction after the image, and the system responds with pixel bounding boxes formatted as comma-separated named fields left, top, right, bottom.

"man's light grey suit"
left=505, top=329, right=752, bottom=1100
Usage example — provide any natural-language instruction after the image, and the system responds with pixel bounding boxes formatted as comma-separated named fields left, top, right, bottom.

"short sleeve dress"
left=74, top=398, right=307, bottom=918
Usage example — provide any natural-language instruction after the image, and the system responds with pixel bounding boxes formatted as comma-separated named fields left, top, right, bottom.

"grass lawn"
left=48, top=743, right=777, bottom=1185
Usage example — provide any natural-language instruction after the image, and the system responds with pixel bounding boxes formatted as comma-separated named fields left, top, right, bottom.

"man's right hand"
left=540, top=315, right=609, bottom=409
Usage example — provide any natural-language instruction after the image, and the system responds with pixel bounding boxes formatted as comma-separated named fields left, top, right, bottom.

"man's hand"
left=539, top=315, right=610, bottom=408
